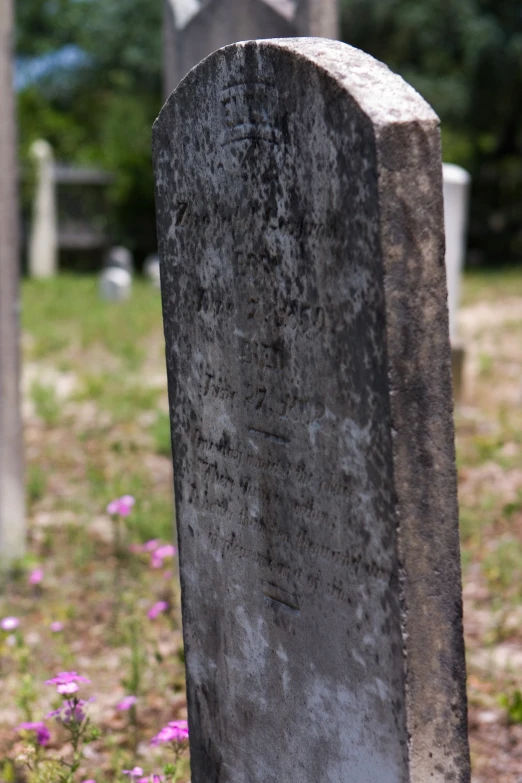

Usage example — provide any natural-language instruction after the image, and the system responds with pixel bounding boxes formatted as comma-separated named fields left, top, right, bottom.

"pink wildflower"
left=106, top=495, right=135, bottom=517
left=58, top=682, right=79, bottom=695
left=151, top=544, right=177, bottom=569
left=123, top=768, right=144, bottom=780
left=143, top=539, right=160, bottom=552
left=45, top=671, right=90, bottom=695
left=81, top=780, right=97, bottom=783
left=116, top=695, right=137, bottom=711
left=1, top=616, right=19, bottom=631
left=50, top=621, right=64, bottom=632
left=29, top=568, right=43, bottom=585
left=147, top=601, right=168, bottom=620
left=16, top=721, right=50, bottom=746
left=150, top=719, right=189, bottom=746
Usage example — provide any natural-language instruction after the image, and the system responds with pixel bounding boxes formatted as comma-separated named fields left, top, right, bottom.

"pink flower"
left=1, top=616, right=19, bottom=631
left=147, top=601, right=168, bottom=620
left=150, top=719, right=189, bottom=746
left=81, top=780, right=97, bottom=783
left=151, top=544, right=177, bottom=569
left=116, top=695, right=137, bottom=711
left=45, top=671, right=90, bottom=694
left=50, top=621, right=64, bottom=632
left=58, top=682, right=79, bottom=695
left=106, top=495, right=135, bottom=517
left=123, top=768, right=144, bottom=780
left=143, top=539, right=160, bottom=552
left=29, top=568, right=43, bottom=585
left=16, top=721, right=50, bottom=746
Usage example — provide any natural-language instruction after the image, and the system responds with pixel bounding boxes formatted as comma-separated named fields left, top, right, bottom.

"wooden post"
left=0, top=0, right=25, bottom=568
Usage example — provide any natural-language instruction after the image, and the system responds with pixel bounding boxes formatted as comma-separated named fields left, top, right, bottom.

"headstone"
left=0, top=0, right=25, bottom=567
left=163, top=0, right=339, bottom=97
left=442, top=164, right=471, bottom=343
left=144, top=252, right=161, bottom=288
left=28, top=139, right=58, bottom=278
left=154, top=38, right=470, bottom=783
left=99, top=246, right=133, bottom=300
left=442, top=163, right=471, bottom=401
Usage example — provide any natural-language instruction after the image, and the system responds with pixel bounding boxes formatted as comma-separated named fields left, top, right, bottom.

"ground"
left=0, top=268, right=521, bottom=780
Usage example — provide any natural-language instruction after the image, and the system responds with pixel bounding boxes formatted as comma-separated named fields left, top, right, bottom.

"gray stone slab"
left=0, top=0, right=25, bottom=568
left=153, top=38, right=470, bottom=783
left=163, top=0, right=339, bottom=97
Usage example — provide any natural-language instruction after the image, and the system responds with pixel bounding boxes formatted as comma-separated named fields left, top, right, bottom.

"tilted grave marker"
left=154, top=38, right=470, bottom=783
left=163, top=0, right=339, bottom=97
left=0, top=0, right=25, bottom=567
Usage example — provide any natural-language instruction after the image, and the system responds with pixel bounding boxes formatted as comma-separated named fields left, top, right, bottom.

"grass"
left=0, top=268, right=521, bottom=778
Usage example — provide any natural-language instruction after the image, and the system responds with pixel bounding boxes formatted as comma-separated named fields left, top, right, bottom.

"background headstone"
left=443, top=163, right=471, bottom=401
left=144, top=252, right=161, bottom=288
left=99, top=246, right=133, bottom=301
left=28, top=139, right=58, bottom=278
left=0, top=0, right=25, bottom=567
left=154, top=38, right=470, bottom=783
left=163, top=0, right=339, bottom=97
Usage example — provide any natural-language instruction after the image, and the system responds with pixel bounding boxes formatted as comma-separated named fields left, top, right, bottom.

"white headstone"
left=28, top=139, right=58, bottom=279
left=443, top=163, right=471, bottom=342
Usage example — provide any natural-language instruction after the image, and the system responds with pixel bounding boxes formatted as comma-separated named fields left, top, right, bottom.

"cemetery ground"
left=0, top=268, right=521, bottom=781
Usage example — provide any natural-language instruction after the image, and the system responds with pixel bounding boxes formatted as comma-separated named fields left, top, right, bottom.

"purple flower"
left=16, top=721, right=50, bottom=746
left=47, top=698, right=94, bottom=725
left=106, top=495, right=135, bottom=517
left=50, top=621, right=64, bottom=632
left=116, top=695, right=138, bottom=711
left=1, top=616, right=19, bottom=631
left=150, top=719, right=189, bottom=746
left=147, top=601, right=168, bottom=620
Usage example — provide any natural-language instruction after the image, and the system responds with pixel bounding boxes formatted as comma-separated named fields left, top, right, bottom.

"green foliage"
left=340, top=0, right=522, bottom=263
left=500, top=688, right=522, bottom=724
left=17, top=0, right=162, bottom=260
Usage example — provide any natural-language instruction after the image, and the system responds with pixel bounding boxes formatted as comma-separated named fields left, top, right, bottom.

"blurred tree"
left=16, top=0, right=162, bottom=262
left=341, top=0, right=522, bottom=263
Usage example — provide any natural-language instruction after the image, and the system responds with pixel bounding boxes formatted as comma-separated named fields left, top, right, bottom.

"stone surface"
left=0, top=0, right=25, bottom=566
left=163, top=0, right=339, bottom=97
left=154, top=38, right=470, bottom=783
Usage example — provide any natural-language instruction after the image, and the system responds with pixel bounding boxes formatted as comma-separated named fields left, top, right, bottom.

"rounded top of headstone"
left=442, top=162, right=471, bottom=186
left=157, top=38, right=439, bottom=133
left=30, top=139, right=54, bottom=162
left=104, top=246, right=133, bottom=271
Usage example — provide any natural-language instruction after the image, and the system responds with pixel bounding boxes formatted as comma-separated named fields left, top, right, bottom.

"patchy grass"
left=1, top=270, right=522, bottom=780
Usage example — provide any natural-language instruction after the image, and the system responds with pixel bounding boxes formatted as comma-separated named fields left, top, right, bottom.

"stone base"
left=451, top=341, right=465, bottom=402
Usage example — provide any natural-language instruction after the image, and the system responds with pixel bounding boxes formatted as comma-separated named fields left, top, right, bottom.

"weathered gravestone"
left=163, top=0, right=339, bottom=97
left=154, top=38, right=470, bottom=783
left=0, top=0, right=25, bottom=567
